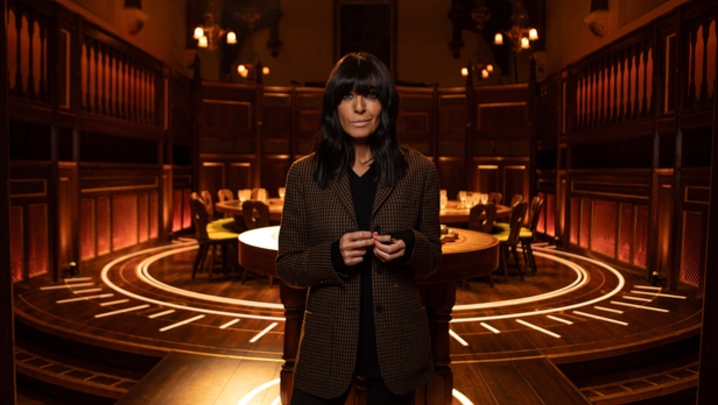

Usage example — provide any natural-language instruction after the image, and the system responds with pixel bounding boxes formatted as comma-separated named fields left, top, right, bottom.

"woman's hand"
left=338, top=231, right=374, bottom=266
left=372, top=232, right=406, bottom=262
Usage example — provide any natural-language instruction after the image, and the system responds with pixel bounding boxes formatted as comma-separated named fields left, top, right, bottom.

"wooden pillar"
left=1, top=0, right=18, bottom=401
left=696, top=24, right=718, bottom=403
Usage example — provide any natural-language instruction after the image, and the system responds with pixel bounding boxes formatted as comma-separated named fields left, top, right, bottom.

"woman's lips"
left=351, top=119, right=371, bottom=127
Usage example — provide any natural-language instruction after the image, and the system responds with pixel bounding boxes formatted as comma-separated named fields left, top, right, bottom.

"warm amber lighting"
left=521, top=37, right=530, bottom=49
left=529, top=28, right=539, bottom=41
left=461, top=67, right=469, bottom=77
left=486, top=64, right=494, bottom=73
left=481, top=69, right=489, bottom=79
left=198, top=36, right=208, bottom=48
left=494, top=33, right=504, bottom=45
left=262, top=66, right=270, bottom=75
left=226, top=31, right=237, bottom=44
left=238, top=64, right=247, bottom=74
left=193, top=26, right=204, bottom=40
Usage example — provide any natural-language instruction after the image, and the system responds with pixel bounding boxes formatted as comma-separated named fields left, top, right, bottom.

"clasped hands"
left=339, top=230, right=404, bottom=266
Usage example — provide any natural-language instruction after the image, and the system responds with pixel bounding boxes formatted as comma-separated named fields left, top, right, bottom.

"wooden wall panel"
left=172, top=189, right=183, bottom=233
left=226, top=162, right=253, bottom=193
left=26, top=203, right=48, bottom=278
left=591, top=200, right=617, bottom=258
left=261, top=158, right=292, bottom=198
left=10, top=206, right=23, bottom=282
left=111, top=194, right=138, bottom=251
left=138, top=193, right=148, bottom=243
left=96, top=196, right=110, bottom=255
left=80, top=198, right=95, bottom=260
left=681, top=211, right=704, bottom=285
left=149, top=191, right=158, bottom=239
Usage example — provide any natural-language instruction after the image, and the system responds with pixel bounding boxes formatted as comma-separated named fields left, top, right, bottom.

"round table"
left=237, top=225, right=499, bottom=405
left=440, top=201, right=512, bottom=224
left=215, top=198, right=284, bottom=223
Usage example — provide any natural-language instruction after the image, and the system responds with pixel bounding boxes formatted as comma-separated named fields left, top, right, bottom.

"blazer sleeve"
left=276, top=162, right=346, bottom=289
left=390, top=159, right=442, bottom=277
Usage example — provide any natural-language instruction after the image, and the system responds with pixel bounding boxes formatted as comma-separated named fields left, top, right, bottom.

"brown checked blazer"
left=276, top=147, right=442, bottom=398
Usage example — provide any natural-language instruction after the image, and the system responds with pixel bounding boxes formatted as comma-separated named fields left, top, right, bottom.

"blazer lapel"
left=331, top=170, right=358, bottom=227
left=372, top=182, right=395, bottom=219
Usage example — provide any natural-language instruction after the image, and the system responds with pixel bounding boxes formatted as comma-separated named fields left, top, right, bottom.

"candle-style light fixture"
left=461, top=58, right=494, bottom=81
left=193, top=12, right=237, bottom=50
left=236, top=60, right=270, bottom=83
left=492, top=0, right=538, bottom=52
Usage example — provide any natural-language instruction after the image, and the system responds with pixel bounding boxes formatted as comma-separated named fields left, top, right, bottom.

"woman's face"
left=337, top=90, right=382, bottom=142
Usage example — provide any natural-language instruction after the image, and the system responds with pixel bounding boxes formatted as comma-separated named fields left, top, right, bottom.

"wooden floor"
left=13, top=240, right=703, bottom=404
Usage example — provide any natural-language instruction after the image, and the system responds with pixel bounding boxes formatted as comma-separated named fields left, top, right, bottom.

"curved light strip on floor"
left=451, top=247, right=625, bottom=323
left=100, top=243, right=285, bottom=322
left=453, top=249, right=589, bottom=310
left=136, top=245, right=283, bottom=310
left=235, top=378, right=475, bottom=405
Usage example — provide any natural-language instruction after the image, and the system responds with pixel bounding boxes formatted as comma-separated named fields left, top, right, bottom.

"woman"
left=276, top=53, right=442, bottom=404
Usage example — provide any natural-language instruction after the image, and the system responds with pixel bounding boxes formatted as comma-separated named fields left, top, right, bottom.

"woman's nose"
left=353, top=96, right=366, bottom=113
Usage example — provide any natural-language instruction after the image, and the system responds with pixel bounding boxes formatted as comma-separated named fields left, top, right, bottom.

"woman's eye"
left=366, top=93, right=378, bottom=99
left=342, top=93, right=354, bottom=100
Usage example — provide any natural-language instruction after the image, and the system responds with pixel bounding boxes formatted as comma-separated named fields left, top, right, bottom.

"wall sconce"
left=493, top=1, right=538, bottom=52
left=461, top=60, right=494, bottom=81
left=237, top=61, right=269, bottom=83
left=193, top=12, right=237, bottom=50
left=584, top=0, right=609, bottom=38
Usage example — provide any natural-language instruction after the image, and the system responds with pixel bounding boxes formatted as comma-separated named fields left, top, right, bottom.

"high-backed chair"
left=494, top=201, right=527, bottom=282
left=510, top=194, right=523, bottom=207
left=240, top=200, right=273, bottom=286
left=200, top=190, right=217, bottom=220
left=520, top=196, right=545, bottom=274
left=217, top=189, right=234, bottom=203
left=252, top=187, right=268, bottom=202
left=189, top=195, right=239, bottom=280
left=488, top=192, right=503, bottom=205
left=468, top=203, right=498, bottom=234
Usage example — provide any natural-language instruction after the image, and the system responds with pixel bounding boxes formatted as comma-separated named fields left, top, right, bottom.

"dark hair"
left=313, top=52, right=407, bottom=188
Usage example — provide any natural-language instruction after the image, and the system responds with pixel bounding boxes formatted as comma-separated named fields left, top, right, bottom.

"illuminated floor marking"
left=95, top=304, right=150, bottom=318
left=573, top=311, right=628, bottom=326
left=235, top=378, right=476, bottom=405
left=56, top=293, right=114, bottom=304
left=610, top=301, right=669, bottom=313
left=449, top=329, right=470, bottom=346
left=250, top=323, right=278, bottom=343
left=220, top=319, right=240, bottom=329
left=41, top=283, right=94, bottom=290
left=516, top=319, right=561, bottom=339
left=100, top=299, right=129, bottom=306
left=452, top=247, right=625, bottom=323
left=480, top=322, right=501, bottom=333
left=159, top=315, right=205, bottom=332
left=99, top=243, right=285, bottom=322
left=73, top=288, right=103, bottom=294
left=148, top=309, right=175, bottom=319
left=547, top=315, right=573, bottom=325
left=270, top=397, right=281, bottom=405
left=623, top=296, right=652, bottom=302
left=594, top=306, right=624, bottom=314
left=634, top=285, right=662, bottom=290
left=64, top=277, right=93, bottom=282
left=630, top=291, right=686, bottom=299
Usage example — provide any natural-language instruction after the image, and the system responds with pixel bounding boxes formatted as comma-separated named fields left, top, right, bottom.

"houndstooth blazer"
left=276, top=147, right=442, bottom=398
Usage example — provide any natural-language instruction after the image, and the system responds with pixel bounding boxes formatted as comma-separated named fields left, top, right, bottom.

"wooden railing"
left=531, top=0, right=717, bottom=289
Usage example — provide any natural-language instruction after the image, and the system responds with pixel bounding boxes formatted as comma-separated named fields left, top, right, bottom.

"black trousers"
left=290, top=377, right=413, bottom=405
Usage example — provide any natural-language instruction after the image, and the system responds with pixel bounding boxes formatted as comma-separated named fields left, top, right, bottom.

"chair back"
left=510, top=194, right=523, bottom=207
left=469, top=203, right=498, bottom=233
left=200, top=190, right=214, bottom=216
left=242, top=200, right=270, bottom=229
left=506, top=201, right=528, bottom=244
left=488, top=192, right=503, bottom=205
left=527, top=196, right=545, bottom=232
left=190, top=194, right=211, bottom=242
left=217, top=189, right=233, bottom=202
left=252, top=188, right=268, bottom=202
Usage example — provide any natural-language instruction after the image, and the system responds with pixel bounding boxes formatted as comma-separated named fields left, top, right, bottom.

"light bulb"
left=481, top=69, right=489, bottom=79
left=494, top=33, right=504, bottom=45
left=240, top=69, right=248, bottom=78
left=521, top=37, right=530, bottom=49
left=198, top=36, right=208, bottom=48
left=461, top=67, right=469, bottom=77
left=486, top=64, right=494, bottom=73
left=238, top=64, right=247, bottom=73
left=193, top=26, right=204, bottom=40
left=529, top=28, right=538, bottom=41
left=226, top=31, right=237, bottom=44
left=262, top=66, right=270, bottom=75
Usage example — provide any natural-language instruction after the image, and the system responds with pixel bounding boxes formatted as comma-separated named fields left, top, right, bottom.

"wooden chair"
left=189, top=195, right=239, bottom=280
left=520, top=196, right=545, bottom=274
left=251, top=187, right=268, bottom=202
left=217, top=189, right=234, bottom=202
left=494, top=201, right=527, bottom=282
left=488, top=192, right=503, bottom=205
left=510, top=194, right=523, bottom=207
left=241, top=200, right=273, bottom=286
left=200, top=190, right=217, bottom=220
left=468, top=203, right=498, bottom=234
